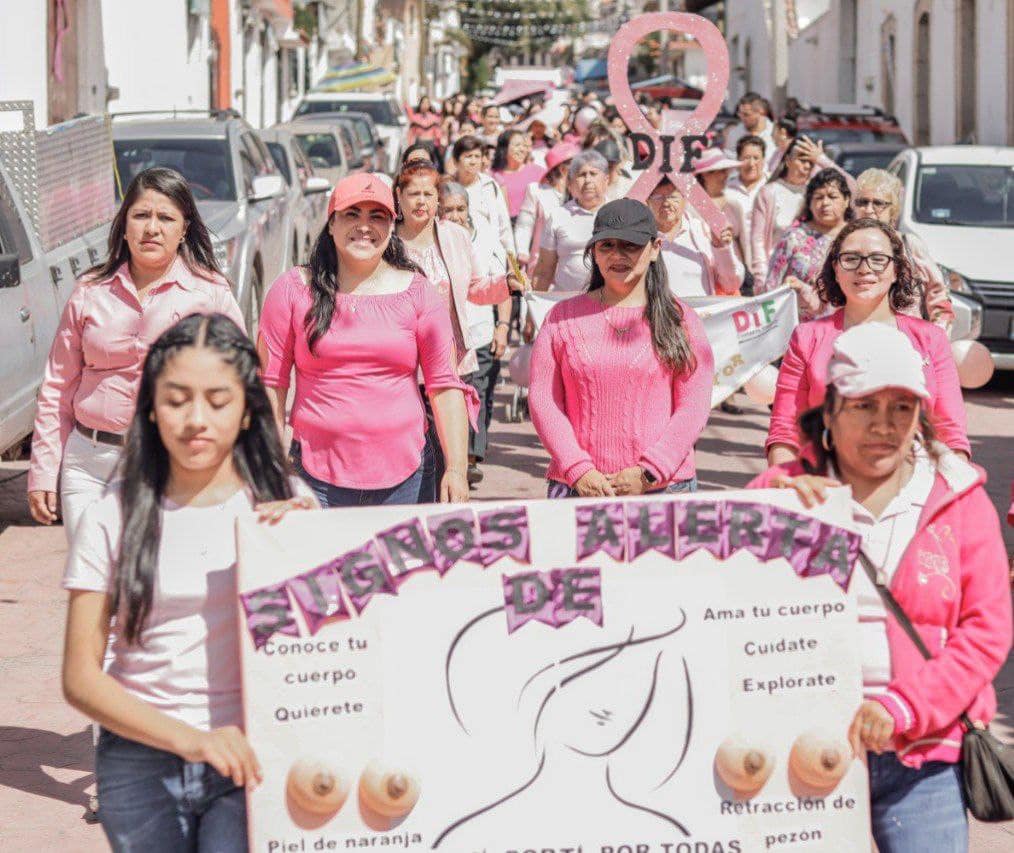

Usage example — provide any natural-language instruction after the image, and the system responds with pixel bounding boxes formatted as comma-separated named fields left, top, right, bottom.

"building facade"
left=723, top=0, right=1014, bottom=146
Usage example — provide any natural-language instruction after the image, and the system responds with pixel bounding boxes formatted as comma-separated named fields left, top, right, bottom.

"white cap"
left=827, top=324, right=929, bottom=400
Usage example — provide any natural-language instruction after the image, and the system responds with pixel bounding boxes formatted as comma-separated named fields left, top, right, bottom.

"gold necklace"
left=597, top=289, right=636, bottom=335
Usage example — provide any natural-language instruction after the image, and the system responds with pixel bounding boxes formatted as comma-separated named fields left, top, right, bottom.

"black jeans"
left=468, top=343, right=500, bottom=461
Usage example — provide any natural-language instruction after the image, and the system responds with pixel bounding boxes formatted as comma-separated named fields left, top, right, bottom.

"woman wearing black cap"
left=529, top=199, right=715, bottom=497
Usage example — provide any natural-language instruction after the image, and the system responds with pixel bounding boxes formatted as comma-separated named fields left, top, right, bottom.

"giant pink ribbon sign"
left=607, top=13, right=731, bottom=236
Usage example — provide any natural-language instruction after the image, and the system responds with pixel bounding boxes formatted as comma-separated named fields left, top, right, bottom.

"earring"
left=148, top=411, right=156, bottom=423
left=821, top=428, right=833, bottom=452
left=241, top=414, right=251, bottom=431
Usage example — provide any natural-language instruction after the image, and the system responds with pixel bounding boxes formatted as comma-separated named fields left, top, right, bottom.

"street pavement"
left=0, top=373, right=1011, bottom=850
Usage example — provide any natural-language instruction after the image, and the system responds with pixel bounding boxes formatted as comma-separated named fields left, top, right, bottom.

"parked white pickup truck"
left=0, top=101, right=114, bottom=456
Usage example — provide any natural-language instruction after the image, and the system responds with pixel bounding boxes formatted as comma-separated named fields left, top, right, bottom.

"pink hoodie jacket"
left=749, top=455, right=1011, bottom=768
left=766, top=309, right=970, bottom=457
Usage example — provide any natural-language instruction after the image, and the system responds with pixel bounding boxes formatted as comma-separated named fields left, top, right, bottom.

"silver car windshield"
left=113, top=139, right=236, bottom=201
left=914, top=164, right=1014, bottom=228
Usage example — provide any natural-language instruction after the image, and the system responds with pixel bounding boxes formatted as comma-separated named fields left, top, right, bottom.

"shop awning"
left=313, top=63, right=398, bottom=93
left=574, top=58, right=607, bottom=83
left=492, top=79, right=554, bottom=106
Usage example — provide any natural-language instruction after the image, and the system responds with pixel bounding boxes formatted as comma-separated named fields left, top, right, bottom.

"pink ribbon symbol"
left=607, top=13, right=731, bottom=237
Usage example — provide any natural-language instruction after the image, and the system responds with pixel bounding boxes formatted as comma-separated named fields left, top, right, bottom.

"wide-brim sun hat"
left=327, top=173, right=396, bottom=218
left=827, top=324, right=930, bottom=400
left=545, top=142, right=580, bottom=172
left=692, top=147, right=743, bottom=175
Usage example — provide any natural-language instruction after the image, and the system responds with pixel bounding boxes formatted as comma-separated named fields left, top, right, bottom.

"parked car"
left=259, top=127, right=332, bottom=266
left=294, top=92, right=407, bottom=172
left=795, top=104, right=908, bottom=146
left=333, top=119, right=368, bottom=174
left=282, top=122, right=351, bottom=188
left=111, top=112, right=287, bottom=330
left=294, top=109, right=384, bottom=173
left=825, top=141, right=908, bottom=177
left=0, top=104, right=113, bottom=456
left=888, top=146, right=1014, bottom=368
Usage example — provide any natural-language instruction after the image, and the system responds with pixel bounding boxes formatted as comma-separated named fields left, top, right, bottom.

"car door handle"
left=19, top=307, right=31, bottom=322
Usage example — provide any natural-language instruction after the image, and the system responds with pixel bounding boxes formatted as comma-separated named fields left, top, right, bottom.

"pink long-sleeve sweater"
left=529, top=293, right=715, bottom=487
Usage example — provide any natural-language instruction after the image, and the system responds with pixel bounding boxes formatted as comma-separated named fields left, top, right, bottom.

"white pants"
left=60, top=428, right=122, bottom=542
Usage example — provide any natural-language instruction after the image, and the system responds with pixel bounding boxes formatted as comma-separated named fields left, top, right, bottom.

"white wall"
left=0, top=1, right=50, bottom=125
left=101, top=0, right=211, bottom=114
left=726, top=0, right=1013, bottom=145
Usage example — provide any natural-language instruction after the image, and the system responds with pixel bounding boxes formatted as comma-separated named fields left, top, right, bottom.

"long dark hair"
left=401, top=140, right=443, bottom=172
left=816, top=218, right=917, bottom=311
left=303, top=216, right=421, bottom=352
left=585, top=249, right=697, bottom=376
left=798, top=385, right=938, bottom=476
left=114, top=313, right=293, bottom=645
left=768, top=137, right=806, bottom=183
left=491, top=130, right=525, bottom=172
left=799, top=168, right=853, bottom=224
left=88, top=166, right=224, bottom=282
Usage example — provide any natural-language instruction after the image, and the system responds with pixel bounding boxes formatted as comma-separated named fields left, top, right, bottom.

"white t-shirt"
left=659, top=219, right=711, bottom=298
left=63, top=480, right=311, bottom=731
left=540, top=200, right=600, bottom=292
left=465, top=218, right=508, bottom=347
left=725, top=117, right=775, bottom=157
left=464, top=173, right=514, bottom=255
left=769, top=180, right=807, bottom=246
left=843, top=456, right=936, bottom=698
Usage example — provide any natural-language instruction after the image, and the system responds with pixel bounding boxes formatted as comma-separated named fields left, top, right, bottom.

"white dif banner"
left=685, top=287, right=798, bottom=407
left=524, top=287, right=798, bottom=408
left=237, top=488, right=870, bottom=853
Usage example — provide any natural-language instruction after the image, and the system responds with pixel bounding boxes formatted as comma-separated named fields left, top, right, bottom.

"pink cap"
left=827, top=324, right=930, bottom=400
left=692, top=147, right=743, bottom=174
left=545, top=142, right=580, bottom=172
left=327, top=173, right=396, bottom=218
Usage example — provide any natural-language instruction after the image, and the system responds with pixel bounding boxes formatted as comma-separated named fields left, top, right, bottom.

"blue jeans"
left=868, top=752, right=967, bottom=853
left=291, top=443, right=423, bottom=508
left=546, top=475, right=698, bottom=499
left=96, top=729, right=246, bottom=852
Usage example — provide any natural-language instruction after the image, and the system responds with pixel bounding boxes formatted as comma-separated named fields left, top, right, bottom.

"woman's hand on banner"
left=256, top=495, right=318, bottom=525
left=574, top=470, right=616, bottom=497
left=179, top=725, right=263, bottom=790
left=848, top=700, right=895, bottom=756
left=768, top=473, right=840, bottom=509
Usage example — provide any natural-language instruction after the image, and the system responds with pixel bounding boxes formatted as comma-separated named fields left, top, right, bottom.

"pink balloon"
left=744, top=365, right=779, bottom=406
left=951, top=339, right=994, bottom=389
left=508, top=344, right=532, bottom=387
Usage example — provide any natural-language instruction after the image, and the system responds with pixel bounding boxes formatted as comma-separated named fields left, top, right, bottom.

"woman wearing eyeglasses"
left=852, top=169, right=955, bottom=331
left=766, top=219, right=969, bottom=467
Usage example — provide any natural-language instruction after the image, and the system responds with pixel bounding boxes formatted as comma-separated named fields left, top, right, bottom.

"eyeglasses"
left=854, top=198, right=892, bottom=213
left=835, top=252, right=894, bottom=272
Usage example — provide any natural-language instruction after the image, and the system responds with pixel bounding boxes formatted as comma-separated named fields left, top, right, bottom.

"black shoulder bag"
left=857, top=551, right=1014, bottom=821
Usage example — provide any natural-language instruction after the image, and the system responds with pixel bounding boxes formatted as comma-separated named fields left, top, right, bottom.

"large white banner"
left=237, top=489, right=870, bottom=852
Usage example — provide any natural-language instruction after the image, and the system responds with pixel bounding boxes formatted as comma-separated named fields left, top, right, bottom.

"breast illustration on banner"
left=237, top=487, right=871, bottom=853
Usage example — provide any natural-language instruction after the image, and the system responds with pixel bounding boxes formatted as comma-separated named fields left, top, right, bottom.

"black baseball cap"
left=590, top=199, right=658, bottom=246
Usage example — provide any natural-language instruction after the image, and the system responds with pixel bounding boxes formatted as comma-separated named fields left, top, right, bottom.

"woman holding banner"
left=765, top=219, right=969, bottom=468
left=61, top=313, right=315, bottom=852
left=529, top=198, right=714, bottom=498
left=751, top=323, right=1010, bottom=853
left=258, top=174, right=477, bottom=507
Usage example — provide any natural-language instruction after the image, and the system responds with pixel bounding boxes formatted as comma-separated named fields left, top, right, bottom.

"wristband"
left=495, top=321, right=510, bottom=329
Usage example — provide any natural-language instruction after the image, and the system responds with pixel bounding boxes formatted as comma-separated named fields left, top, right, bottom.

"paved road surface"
left=1, top=374, right=1011, bottom=850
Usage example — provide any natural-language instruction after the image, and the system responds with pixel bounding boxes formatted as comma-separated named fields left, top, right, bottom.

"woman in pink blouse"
left=258, top=173, right=477, bottom=507
left=490, top=130, right=547, bottom=221
left=530, top=199, right=714, bottom=497
left=394, top=161, right=513, bottom=500
left=27, top=167, right=243, bottom=539
left=766, top=219, right=969, bottom=466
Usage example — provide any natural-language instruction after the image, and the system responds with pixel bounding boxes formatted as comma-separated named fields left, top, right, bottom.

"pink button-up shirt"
left=28, top=257, right=245, bottom=492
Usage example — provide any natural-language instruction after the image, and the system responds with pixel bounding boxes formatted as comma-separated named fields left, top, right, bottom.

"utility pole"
left=355, top=0, right=365, bottom=60
left=771, top=0, right=788, bottom=113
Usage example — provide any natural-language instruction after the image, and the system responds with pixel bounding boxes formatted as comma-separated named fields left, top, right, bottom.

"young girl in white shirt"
left=61, top=313, right=314, bottom=852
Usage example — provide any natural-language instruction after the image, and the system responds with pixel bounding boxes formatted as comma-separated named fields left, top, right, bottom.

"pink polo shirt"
left=492, top=163, right=547, bottom=218
left=28, top=258, right=244, bottom=493
left=258, top=268, right=476, bottom=490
